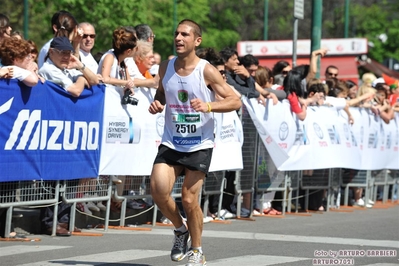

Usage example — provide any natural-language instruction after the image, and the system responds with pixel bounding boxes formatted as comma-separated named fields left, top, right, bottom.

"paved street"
left=1, top=203, right=398, bottom=266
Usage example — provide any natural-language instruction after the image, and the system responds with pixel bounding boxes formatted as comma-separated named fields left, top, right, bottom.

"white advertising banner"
left=99, top=85, right=244, bottom=175
left=243, top=97, right=399, bottom=171
left=99, top=86, right=162, bottom=175
left=209, top=111, right=243, bottom=172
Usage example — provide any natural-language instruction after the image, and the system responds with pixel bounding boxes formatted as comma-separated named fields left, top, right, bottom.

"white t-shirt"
left=39, top=59, right=82, bottom=91
left=325, top=96, right=347, bottom=110
left=79, top=50, right=99, bottom=74
left=38, top=39, right=52, bottom=68
left=149, top=64, right=159, bottom=76
left=125, top=57, right=144, bottom=79
left=4, top=66, right=31, bottom=82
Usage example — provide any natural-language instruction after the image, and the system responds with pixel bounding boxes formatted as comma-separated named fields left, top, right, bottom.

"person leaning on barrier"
left=98, top=26, right=138, bottom=211
left=149, top=19, right=241, bottom=265
left=37, top=37, right=100, bottom=236
left=324, top=78, right=375, bottom=124
left=0, top=37, right=40, bottom=87
left=39, top=36, right=100, bottom=96
left=283, top=70, right=321, bottom=121
left=124, top=24, right=159, bottom=89
left=255, top=65, right=286, bottom=101
left=373, top=83, right=394, bottom=124
left=220, top=47, right=270, bottom=105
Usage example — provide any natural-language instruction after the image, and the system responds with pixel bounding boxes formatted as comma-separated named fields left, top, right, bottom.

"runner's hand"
left=149, top=100, right=164, bottom=114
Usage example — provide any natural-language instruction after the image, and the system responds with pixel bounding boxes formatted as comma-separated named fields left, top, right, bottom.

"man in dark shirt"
left=220, top=48, right=263, bottom=100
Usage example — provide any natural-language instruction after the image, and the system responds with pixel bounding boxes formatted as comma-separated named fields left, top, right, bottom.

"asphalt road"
left=1, top=203, right=398, bottom=266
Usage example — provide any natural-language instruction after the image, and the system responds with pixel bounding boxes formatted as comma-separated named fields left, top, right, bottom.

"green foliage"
left=2, top=0, right=399, bottom=66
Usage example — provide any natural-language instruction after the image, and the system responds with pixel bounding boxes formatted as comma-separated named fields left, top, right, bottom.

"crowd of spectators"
left=0, top=10, right=398, bottom=239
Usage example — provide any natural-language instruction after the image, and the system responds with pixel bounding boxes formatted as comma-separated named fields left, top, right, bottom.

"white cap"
left=372, top=77, right=385, bottom=87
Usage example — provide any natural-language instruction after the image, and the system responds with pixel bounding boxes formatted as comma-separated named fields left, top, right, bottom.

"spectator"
left=346, top=80, right=358, bottom=100
left=27, top=40, right=39, bottom=63
left=98, top=26, right=137, bottom=211
left=283, top=70, right=319, bottom=121
left=374, top=83, right=394, bottom=124
left=150, top=52, right=161, bottom=77
left=239, top=54, right=259, bottom=78
left=0, top=38, right=39, bottom=87
left=38, top=10, right=82, bottom=68
left=79, top=22, right=99, bottom=74
left=196, top=47, right=241, bottom=220
left=10, top=31, right=23, bottom=40
left=324, top=65, right=338, bottom=79
left=255, top=65, right=286, bottom=101
left=272, top=60, right=291, bottom=78
left=133, top=40, right=155, bottom=79
left=134, top=24, right=155, bottom=43
left=125, top=24, right=159, bottom=88
left=38, top=36, right=100, bottom=236
left=0, top=13, right=12, bottom=44
left=39, top=37, right=99, bottom=96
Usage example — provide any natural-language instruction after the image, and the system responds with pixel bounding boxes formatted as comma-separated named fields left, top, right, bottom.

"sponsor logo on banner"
left=313, top=122, right=328, bottom=147
left=327, top=125, right=340, bottom=144
left=278, top=122, right=289, bottom=149
left=279, top=122, right=289, bottom=141
left=350, top=130, right=357, bottom=147
left=368, top=131, right=378, bottom=149
left=313, top=123, right=324, bottom=139
left=156, top=115, right=165, bottom=137
left=343, top=124, right=351, bottom=147
left=386, top=132, right=391, bottom=149
left=5, top=109, right=99, bottom=150
left=105, top=117, right=140, bottom=144
left=294, top=125, right=310, bottom=145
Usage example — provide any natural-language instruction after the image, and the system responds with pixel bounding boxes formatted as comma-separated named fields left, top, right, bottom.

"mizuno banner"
left=0, top=79, right=105, bottom=182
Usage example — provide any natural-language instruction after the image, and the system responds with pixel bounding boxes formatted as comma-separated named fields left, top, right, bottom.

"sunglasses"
left=52, top=48, right=72, bottom=56
left=219, top=70, right=226, bottom=76
left=282, top=70, right=289, bottom=75
left=82, top=34, right=96, bottom=39
left=328, top=72, right=338, bottom=77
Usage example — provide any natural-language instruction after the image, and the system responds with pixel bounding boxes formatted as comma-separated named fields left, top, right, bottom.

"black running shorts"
left=153, top=144, right=213, bottom=174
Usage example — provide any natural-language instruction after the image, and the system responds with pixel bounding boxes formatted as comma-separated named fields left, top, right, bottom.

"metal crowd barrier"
left=286, top=170, right=302, bottom=213
left=256, top=142, right=287, bottom=215
left=341, top=170, right=373, bottom=207
left=112, top=175, right=153, bottom=227
left=0, top=180, right=60, bottom=237
left=202, top=171, right=225, bottom=219
left=371, top=169, right=387, bottom=204
left=301, top=169, right=333, bottom=212
left=234, top=106, right=257, bottom=218
left=61, top=177, right=112, bottom=231
left=386, top=170, right=398, bottom=203
left=329, top=168, right=343, bottom=208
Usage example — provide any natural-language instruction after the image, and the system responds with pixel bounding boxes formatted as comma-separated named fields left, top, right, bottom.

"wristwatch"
left=77, top=63, right=86, bottom=72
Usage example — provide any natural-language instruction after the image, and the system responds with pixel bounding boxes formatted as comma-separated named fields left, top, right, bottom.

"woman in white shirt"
left=0, top=38, right=39, bottom=87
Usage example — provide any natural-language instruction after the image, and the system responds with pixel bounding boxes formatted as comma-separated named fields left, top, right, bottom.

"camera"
left=121, top=90, right=139, bottom=106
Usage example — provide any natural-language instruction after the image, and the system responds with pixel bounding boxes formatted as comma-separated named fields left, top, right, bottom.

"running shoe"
left=185, top=248, right=206, bottom=266
left=171, top=229, right=190, bottom=261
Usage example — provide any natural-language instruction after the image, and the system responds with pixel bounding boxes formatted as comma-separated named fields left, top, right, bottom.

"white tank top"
left=161, top=58, right=215, bottom=152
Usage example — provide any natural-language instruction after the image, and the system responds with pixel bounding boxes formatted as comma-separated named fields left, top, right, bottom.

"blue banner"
left=0, top=79, right=105, bottom=182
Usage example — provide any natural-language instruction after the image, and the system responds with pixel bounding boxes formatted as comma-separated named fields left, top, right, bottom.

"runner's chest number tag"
left=172, top=113, right=202, bottom=145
